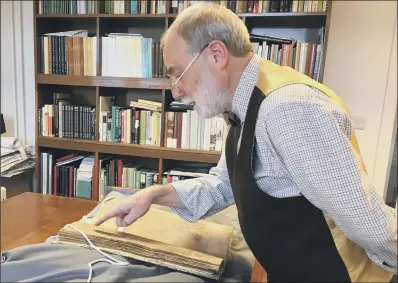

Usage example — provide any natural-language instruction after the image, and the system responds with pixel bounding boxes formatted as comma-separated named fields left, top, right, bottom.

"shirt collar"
left=229, top=54, right=261, bottom=123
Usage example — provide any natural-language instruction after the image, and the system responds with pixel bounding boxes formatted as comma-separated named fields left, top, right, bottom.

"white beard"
left=184, top=65, right=231, bottom=119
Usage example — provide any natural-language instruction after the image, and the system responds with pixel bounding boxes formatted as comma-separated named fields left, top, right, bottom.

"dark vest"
left=225, top=86, right=352, bottom=282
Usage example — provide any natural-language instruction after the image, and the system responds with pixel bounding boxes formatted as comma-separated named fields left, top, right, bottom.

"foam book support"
left=55, top=196, right=234, bottom=279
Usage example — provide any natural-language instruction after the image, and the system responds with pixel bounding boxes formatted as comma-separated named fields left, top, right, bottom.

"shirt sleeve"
left=169, top=150, right=235, bottom=222
left=264, top=99, right=397, bottom=274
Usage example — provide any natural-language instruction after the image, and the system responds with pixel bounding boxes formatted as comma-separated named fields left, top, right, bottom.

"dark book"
left=250, top=33, right=295, bottom=44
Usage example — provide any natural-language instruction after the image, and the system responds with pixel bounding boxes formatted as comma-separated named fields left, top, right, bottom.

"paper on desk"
left=1, top=137, right=21, bottom=149
left=1, top=161, right=35, bottom=177
left=1, top=147, right=18, bottom=157
left=1, top=137, right=35, bottom=177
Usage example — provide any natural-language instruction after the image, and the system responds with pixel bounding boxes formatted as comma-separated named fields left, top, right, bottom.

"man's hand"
left=94, top=189, right=153, bottom=227
left=94, top=184, right=185, bottom=227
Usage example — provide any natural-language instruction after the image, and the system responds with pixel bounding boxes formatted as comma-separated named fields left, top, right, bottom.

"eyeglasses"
left=169, top=44, right=209, bottom=93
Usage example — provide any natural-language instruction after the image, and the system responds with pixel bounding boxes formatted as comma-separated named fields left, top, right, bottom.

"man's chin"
left=194, top=105, right=220, bottom=119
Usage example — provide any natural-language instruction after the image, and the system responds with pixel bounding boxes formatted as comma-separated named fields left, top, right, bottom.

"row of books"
left=38, top=0, right=328, bottom=15
left=39, top=30, right=325, bottom=81
left=40, top=152, right=95, bottom=199
left=207, top=0, right=328, bottom=13
left=38, top=95, right=228, bottom=153
left=101, top=34, right=164, bottom=78
left=38, top=0, right=98, bottom=14
left=39, top=31, right=165, bottom=78
left=104, top=0, right=168, bottom=14
left=99, top=160, right=212, bottom=201
left=165, top=111, right=227, bottom=152
left=250, top=33, right=324, bottom=81
left=40, top=151, right=213, bottom=201
left=99, top=97, right=163, bottom=145
left=38, top=95, right=96, bottom=140
left=253, top=40, right=323, bottom=81
left=39, top=33, right=97, bottom=76
left=98, top=158, right=157, bottom=200
left=103, top=107, right=162, bottom=145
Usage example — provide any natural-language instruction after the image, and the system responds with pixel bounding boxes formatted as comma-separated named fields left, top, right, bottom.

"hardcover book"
left=55, top=196, right=234, bottom=279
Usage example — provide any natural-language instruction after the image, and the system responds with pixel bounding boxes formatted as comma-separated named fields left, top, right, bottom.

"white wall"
left=1, top=0, right=35, bottom=146
left=323, top=1, right=397, bottom=197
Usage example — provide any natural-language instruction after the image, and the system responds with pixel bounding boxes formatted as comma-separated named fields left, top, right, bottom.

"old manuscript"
left=56, top=198, right=234, bottom=279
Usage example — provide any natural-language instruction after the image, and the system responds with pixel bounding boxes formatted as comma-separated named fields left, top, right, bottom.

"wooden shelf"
left=238, top=12, right=327, bottom=17
left=98, top=13, right=177, bottom=18
left=35, top=12, right=327, bottom=19
left=36, top=14, right=98, bottom=18
left=38, top=137, right=221, bottom=163
left=37, top=74, right=172, bottom=89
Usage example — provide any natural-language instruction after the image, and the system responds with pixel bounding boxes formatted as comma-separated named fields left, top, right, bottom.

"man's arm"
left=95, top=150, right=234, bottom=227
left=264, top=99, right=397, bottom=274
left=169, top=150, right=235, bottom=222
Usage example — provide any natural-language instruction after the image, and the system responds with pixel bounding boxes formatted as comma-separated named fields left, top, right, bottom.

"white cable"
left=65, top=224, right=129, bottom=283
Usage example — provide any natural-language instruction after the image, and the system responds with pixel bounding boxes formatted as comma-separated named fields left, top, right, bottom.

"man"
left=96, top=3, right=397, bottom=282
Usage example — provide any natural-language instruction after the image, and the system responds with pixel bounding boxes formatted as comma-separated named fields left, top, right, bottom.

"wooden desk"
left=1, top=192, right=266, bottom=282
left=1, top=192, right=98, bottom=252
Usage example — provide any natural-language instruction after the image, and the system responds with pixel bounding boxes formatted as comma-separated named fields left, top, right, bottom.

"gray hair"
left=161, top=3, right=252, bottom=57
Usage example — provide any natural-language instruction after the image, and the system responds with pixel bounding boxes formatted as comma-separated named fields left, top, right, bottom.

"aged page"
left=57, top=197, right=234, bottom=279
left=89, top=198, right=233, bottom=259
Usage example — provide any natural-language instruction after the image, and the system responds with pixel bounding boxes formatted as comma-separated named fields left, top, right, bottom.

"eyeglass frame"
left=168, top=43, right=209, bottom=92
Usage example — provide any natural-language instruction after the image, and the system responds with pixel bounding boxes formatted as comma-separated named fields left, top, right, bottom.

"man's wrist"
left=148, top=184, right=176, bottom=205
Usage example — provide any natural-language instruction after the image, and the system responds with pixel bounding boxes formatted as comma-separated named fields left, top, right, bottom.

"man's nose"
left=171, top=88, right=184, bottom=100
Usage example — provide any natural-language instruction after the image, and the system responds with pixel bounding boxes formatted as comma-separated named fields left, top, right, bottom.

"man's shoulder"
left=256, top=83, right=353, bottom=137
left=258, top=83, right=347, bottom=117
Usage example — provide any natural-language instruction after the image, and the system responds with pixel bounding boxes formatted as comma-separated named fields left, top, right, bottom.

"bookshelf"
left=34, top=0, right=332, bottom=201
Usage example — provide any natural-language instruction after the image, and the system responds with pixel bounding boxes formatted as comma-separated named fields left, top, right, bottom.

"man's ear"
left=207, top=40, right=228, bottom=70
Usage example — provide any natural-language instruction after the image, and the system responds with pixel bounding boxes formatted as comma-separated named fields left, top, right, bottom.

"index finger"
left=94, top=207, right=123, bottom=226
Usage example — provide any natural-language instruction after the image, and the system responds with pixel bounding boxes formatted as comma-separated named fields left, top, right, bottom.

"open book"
left=55, top=196, right=234, bottom=279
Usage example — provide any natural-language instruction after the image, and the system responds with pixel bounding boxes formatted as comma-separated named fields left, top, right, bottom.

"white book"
left=203, top=118, right=211, bottom=151
left=190, top=111, right=198, bottom=150
left=312, top=0, right=318, bottom=12
left=198, top=117, right=203, bottom=150
left=262, top=0, right=270, bottom=12
left=209, top=117, right=217, bottom=151
left=157, top=113, right=162, bottom=146
left=323, top=0, right=328, bottom=12
left=101, top=111, right=107, bottom=142
left=185, top=110, right=191, bottom=149
left=181, top=112, right=187, bottom=149
left=299, top=43, right=308, bottom=74
left=101, top=37, right=107, bottom=76
left=222, top=120, right=228, bottom=151
left=215, top=117, right=224, bottom=152
left=292, top=0, right=299, bottom=12
left=93, top=37, right=97, bottom=76
left=99, top=169, right=105, bottom=201
left=151, top=111, right=156, bottom=145
left=257, top=45, right=263, bottom=57
left=44, top=37, right=49, bottom=74
left=304, top=0, right=309, bottom=12
left=120, top=0, right=125, bottom=14
left=48, top=154, right=52, bottom=195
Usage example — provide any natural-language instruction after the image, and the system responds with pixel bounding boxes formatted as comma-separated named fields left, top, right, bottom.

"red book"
left=117, top=159, right=123, bottom=187
left=176, top=112, right=183, bottom=148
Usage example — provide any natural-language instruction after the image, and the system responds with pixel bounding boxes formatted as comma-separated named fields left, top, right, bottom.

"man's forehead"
left=163, top=31, right=190, bottom=71
left=163, top=30, right=185, bottom=50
